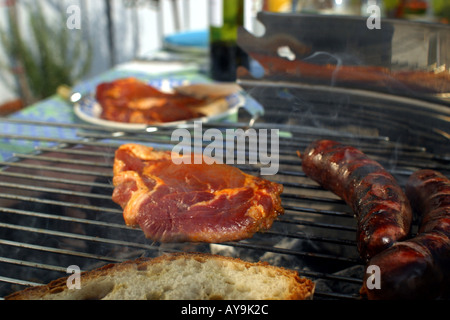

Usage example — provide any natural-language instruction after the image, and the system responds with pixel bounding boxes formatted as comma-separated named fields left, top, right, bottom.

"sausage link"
left=300, top=140, right=413, bottom=261
left=406, top=169, right=450, bottom=235
left=360, top=169, right=450, bottom=299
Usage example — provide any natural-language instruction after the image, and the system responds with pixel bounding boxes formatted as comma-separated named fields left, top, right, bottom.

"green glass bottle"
left=209, top=0, right=248, bottom=82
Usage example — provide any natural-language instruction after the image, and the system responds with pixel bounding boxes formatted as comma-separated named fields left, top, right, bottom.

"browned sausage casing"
left=361, top=169, right=450, bottom=299
left=300, top=140, right=413, bottom=261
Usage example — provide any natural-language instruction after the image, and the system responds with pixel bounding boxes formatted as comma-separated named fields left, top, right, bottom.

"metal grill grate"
left=0, top=87, right=449, bottom=300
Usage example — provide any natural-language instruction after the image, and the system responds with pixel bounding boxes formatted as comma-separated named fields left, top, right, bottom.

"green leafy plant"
left=0, top=1, right=92, bottom=106
left=433, top=0, right=450, bottom=20
left=383, top=0, right=401, bottom=12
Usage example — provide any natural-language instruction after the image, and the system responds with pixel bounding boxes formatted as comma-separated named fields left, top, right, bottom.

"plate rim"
left=74, top=91, right=245, bottom=131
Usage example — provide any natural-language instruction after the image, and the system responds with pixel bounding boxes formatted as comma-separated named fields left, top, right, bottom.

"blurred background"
left=0, top=0, right=209, bottom=112
left=0, top=0, right=448, bottom=114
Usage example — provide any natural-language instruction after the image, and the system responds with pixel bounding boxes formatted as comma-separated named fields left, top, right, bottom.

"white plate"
left=74, top=85, right=245, bottom=131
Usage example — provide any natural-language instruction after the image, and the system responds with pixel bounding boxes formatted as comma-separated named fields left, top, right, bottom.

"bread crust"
left=5, top=252, right=315, bottom=300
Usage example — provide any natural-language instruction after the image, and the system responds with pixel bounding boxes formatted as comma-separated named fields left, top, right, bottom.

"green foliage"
left=433, top=0, right=450, bottom=19
left=383, top=0, right=401, bottom=11
left=0, top=1, right=92, bottom=104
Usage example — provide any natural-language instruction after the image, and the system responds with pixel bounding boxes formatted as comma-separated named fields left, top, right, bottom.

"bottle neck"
left=209, top=0, right=244, bottom=43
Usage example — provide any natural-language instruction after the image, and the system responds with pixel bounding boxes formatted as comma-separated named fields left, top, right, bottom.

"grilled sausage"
left=360, top=169, right=450, bottom=299
left=300, top=140, right=412, bottom=261
left=406, top=169, right=450, bottom=235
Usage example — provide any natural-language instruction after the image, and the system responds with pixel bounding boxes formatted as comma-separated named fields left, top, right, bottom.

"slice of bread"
left=5, top=252, right=315, bottom=300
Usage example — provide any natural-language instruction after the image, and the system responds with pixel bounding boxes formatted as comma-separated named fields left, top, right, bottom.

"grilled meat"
left=96, top=78, right=207, bottom=124
left=299, top=140, right=413, bottom=261
left=361, top=169, right=450, bottom=299
left=112, top=144, right=284, bottom=242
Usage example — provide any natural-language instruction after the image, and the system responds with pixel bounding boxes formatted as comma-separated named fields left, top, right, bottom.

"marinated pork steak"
left=96, top=78, right=207, bottom=124
left=112, top=144, right=284, bottom=242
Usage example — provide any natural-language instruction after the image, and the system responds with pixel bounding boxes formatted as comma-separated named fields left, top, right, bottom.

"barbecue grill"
left=0, top=12, right=449, bottom=300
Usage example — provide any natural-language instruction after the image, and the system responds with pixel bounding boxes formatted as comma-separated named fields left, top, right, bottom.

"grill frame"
left=0, top=83, right=449, bottom=301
